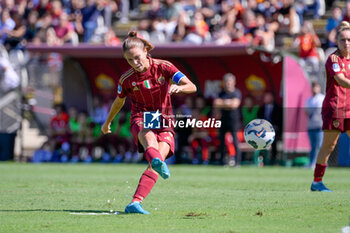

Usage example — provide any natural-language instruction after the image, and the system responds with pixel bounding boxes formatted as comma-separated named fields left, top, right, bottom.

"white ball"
left=244, top=119, right=275, bottom=150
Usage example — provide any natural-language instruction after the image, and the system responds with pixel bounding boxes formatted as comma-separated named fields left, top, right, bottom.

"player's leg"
left=138, top=128, right=163, bottom=162
left=311, top=130, right=340, bottom=192
left=150, top=131, right=174, bottom=179
left=125, top=129, right=160, bottom=214
left=125, top=132, right=173, bottom=214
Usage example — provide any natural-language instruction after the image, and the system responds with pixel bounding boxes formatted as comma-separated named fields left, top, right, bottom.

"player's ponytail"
left=336, top=21, right=350, bottom=40
left=122, top=31, right=154, bottom=54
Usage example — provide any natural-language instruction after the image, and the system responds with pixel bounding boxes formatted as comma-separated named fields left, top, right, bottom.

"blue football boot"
left=151, top=158, right=170, bottom=179
left=310, top=182, right=332, bottom=192
left=125, top=202, right=150, bottom=214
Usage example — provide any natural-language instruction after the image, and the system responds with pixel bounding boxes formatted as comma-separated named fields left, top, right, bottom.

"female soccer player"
left=311, top=21, right=350, bottom=192
left=101, top=31, right=197, bottom=213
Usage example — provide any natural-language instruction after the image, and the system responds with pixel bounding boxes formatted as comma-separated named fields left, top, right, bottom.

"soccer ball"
left=244, top=119, right=275, bottom=150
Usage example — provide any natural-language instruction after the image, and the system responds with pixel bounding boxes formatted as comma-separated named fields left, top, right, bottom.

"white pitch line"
left=70, top=212, right=120, bottom=215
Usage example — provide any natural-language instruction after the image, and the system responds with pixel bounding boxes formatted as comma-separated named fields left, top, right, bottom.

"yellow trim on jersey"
left=119, top=69, right=134, bottom=85
left=331, top=54, right=338, bottom=63
left=153, top=59, right=172, bottom=67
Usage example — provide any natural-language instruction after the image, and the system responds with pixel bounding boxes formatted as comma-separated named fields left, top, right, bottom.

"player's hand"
left=101, top=122, right=112, bottom=134
left=168, top=84, right=183, bottom=95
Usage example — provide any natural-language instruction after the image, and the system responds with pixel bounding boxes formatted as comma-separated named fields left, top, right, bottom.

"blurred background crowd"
left=0, top=0, right=347, bottom=48
left=0, top=0, right=349, bottom=166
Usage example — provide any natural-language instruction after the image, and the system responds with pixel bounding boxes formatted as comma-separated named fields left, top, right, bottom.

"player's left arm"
left=169, top=76, right=197, bottom=94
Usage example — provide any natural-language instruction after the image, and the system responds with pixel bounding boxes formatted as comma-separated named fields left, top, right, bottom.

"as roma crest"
left=333, top=120, right=340, bottom=128
left=158, top=76, right=165, bottom=85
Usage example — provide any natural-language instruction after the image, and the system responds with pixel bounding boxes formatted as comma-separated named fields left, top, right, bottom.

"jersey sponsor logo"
left=143, top=110, right=161, bottom=129
left=333, top=63, right=340, bottom=72
left=118, top=84, right=122, bottom=94
left=144, top=80, right=151, bottom=89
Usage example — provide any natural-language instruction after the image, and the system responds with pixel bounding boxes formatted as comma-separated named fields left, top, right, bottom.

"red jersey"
left=323, top=50, right=350, bottom=119
left=298, top=33, right=319, bottom=58
left=117, top=57, right=185, bottom=126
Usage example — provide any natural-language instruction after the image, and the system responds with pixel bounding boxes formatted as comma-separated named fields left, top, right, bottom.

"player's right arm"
left=101, top=96, right=126, bottom=134
left=327, top=54, right=350, bottom=88
left=334, top=73, right=350, bottom=88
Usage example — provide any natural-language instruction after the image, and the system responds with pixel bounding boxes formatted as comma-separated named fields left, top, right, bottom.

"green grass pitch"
left=0, top=163, right=349, bottom=233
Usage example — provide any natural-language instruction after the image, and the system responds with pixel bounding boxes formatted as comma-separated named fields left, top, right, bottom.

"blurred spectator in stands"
left=295, top=0, right=325, bottom=25
left=68, top=106, right=79, bottom=136
left=343, top=1, right=350, bottom=23
left=50, top=103, right=70, bottom=155
left=220, top=0, right=244, bottom=34
left=251, top=13, right=278, bottom=51
left=91, top=96, right=108, bottom=125
left=304, top=82, right=324, bottom=168
left=232, top=22, right=250, bottom=44
left=174, top=96, right=193, bottom=163
left=45, top=27, right=64, bottom=103
left=255, top=0, right=278, bottom=20
left=241, top=94, right=258, bottom=127
left=104, top=27, right=120, bottom=46
left=81, top=0, right=104, bottom=42
left=188, top=96, right=212, bottom=164
left=147, top=0, right=164, bottom=20
left=24, top=10, right=39, bottom=43
left=257, top=91, right=282, bottom=165
left=35, top=0, right=51, bottom=19
left=54, top=12, right=76, bottom=43
left=0, top=56, right=20, bottom=95
left=243, top=10, right=257, bottom=35
left=293, top=20, right=321, bottom=81
left=34, top=12, right=52, bottom=43
left=4, top=11, right=26, bottom=50
left=213, top=28, right=232, bottom=45
left=31, top=141, right=53, bottom=163
left=103, top=0, right=118, bottom=29
left=161, top=0, right=184, bottom=40
left=188, top=109, right=210, bottom=164
left=199, top=0, right=220, bottom=33
left=0, top=8, right=15, bottom=45
left=183, top=11, right=210, bottom=44
left=274, top=0, right=300, bottom=35
left=71, top=111, right=94, bottom=162
left=69, top=0, right=85, bottom=41
left=214, top=73, right=242, bottom=166
left=50, top=0, right=63, bottom=27
left=326, top=4, right=342, bottom=47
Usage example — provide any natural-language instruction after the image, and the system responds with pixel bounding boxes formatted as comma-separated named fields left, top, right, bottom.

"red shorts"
left=130, top=120, right=175, bottom=158
left=322, top=117, right=350, bottom=132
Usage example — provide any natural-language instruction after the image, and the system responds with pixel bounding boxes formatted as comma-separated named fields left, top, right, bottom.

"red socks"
left=132, top=170, right=159, bottom=202
left=144, top=147, right=163, bottom=163
left=313, top=164, right=327, bottom=182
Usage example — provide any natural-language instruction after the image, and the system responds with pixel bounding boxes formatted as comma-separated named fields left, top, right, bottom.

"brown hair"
left=122, top=31, right=154, bottom=53
left=336, top=21, right=350, bottom=40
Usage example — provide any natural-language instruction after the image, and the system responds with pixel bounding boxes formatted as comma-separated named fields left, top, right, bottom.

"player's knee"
left=138, top=130, right=158, bottom=148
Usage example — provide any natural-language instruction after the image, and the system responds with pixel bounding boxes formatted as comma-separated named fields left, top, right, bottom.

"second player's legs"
left=316, top=130, right=340, bottom=164
left=308, top=129, right=323, bottom=167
